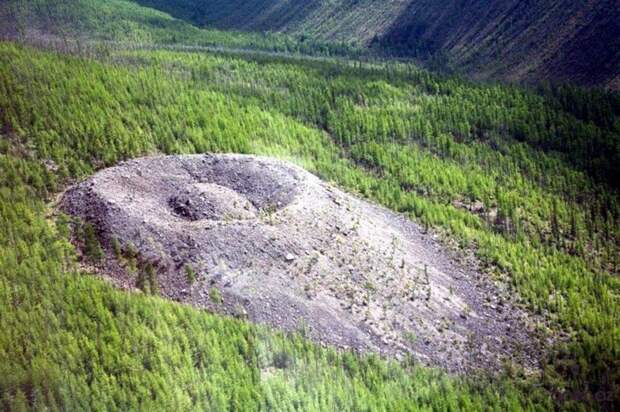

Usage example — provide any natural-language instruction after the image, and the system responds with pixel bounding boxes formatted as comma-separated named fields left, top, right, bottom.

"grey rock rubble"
left=61, top=154, right=544, bottom=373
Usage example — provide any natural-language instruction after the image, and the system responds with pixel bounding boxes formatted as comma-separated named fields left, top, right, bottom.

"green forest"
left=1, top=0, right=620, bottom=411
left=1, top=0, right=361, bottom=57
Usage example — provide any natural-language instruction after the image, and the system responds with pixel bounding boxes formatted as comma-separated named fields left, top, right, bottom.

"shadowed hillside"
left=132, top=0, right=620, bottom=88
left=382, top=0, right=620, bottom=89
left=133, top=0, right=407, bottom=42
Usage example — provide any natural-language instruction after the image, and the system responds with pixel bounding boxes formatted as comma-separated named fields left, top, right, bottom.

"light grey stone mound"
left=61, top=154, right=544, bottom=373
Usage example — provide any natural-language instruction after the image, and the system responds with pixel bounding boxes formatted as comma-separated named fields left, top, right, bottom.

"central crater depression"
left=60, top=154, right=543, bottom=373
left=169, top=183, right=258, bottom=221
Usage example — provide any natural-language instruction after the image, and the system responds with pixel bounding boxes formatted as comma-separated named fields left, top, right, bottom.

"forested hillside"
left=0, top=0, right=355, bottom=56
left=2, top=40, right=620, bottom=410
left=1, top=0, right=620, bottom=411
left=131, top=0, right=620, bottom=88
left=5, top=0, right=619, bottom=87
left=381, top=0, right=620, bottom=89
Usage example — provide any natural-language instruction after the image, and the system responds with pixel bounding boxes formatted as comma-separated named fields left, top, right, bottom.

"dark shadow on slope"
left=542, top=0, right=620, bottom=88
left=131, top=0, right=322, bottom=32
left=377, top=0, right=500, bottom=59
left=379, top=0, right=620, bottom=89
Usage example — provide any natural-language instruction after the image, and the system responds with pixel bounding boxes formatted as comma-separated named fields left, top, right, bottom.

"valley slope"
left=133, top=0, right=620, bottom=88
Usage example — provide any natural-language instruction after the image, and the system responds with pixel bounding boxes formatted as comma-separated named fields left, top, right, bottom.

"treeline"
left=1, top=40, right=619, bottom=409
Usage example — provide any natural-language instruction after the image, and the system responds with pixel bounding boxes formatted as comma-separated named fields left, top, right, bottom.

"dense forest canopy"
left=0, top=0, right=619, bottom=411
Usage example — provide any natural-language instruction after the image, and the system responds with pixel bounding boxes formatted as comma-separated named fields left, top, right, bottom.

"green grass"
left=0, top=18, right=619, bottom=412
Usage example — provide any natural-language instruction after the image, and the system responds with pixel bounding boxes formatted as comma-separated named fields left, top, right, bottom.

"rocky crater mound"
left=61, top=154, right=543, bottom=372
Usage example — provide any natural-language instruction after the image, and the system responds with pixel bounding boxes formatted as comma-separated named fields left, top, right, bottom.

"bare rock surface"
left=61, top=154, right=543, bottom=373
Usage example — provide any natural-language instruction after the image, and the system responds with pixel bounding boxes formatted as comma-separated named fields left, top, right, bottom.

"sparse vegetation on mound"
left=61, top=154, right=544, bottom=372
